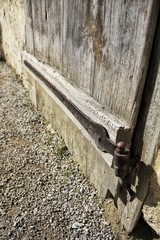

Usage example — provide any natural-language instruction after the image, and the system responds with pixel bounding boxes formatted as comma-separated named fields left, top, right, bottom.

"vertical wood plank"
left=41, top=0, right=49, bottom=62
left=24, top=0, right=34, bottom=54
left=24, top=0, right=159, bottom=134
left=92, top=0, right=159, bottom=127
left=117, top=10, right=160, bottom=231
left=62, top=0, right=95, bottom=94
left=47, top=0, right=63, bottom=71
left=31, top=0, right=43, bottom=60
left=62, top=0, right=159, bottom=128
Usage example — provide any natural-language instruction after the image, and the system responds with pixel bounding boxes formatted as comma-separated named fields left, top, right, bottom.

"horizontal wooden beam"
left=22, top=51, right=132, bottom=148
left=22, top=51, right=119, bottom=197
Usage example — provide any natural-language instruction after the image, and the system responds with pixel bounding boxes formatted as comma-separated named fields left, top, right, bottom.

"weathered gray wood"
left=41, top=0, right=49, bottom=62
left=62, top=0, right=95, bottom=94
left=23, top=51, right=132, bottom=147
left=117, top=9, right=160, bottom=232
left=25, top=0, right=159, bottom=129
left=31, top=0, right=43, bottom=59
left=24, top=0, right=34, bottom=54
left=62, top=0, right=159, bottom=128
left=47, top=0, right=63, bottom=70
left=23, top=51, right=118, bottom=198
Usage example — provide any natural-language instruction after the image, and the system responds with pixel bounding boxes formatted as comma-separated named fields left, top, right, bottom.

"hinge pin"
left=113, top=142, right=130, bottom=178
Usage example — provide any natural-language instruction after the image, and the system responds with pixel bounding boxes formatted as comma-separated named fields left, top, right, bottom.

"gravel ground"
left=0, top=62, right=115, bottom=240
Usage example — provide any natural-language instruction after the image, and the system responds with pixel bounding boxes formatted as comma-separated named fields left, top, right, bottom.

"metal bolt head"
left=116, top=142, right=125, bottom=154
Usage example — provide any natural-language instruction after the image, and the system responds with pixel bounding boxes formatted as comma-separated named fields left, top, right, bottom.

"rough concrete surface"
left=143, top=150, right=160, bottom=236
left=0, top=0, right=25, bottom=75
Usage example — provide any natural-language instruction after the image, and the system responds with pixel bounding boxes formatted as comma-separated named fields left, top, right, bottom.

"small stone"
left=33, top=207, right=38, bottom=215
left=83, top=227, right=89, bottom=235
left=0, top=224, right=5, bottom=229
left=102, top=220, right=110, bottom=227
left=79, top=186, right=85, bottom=194
left=72, top=222, right=84, bottom=229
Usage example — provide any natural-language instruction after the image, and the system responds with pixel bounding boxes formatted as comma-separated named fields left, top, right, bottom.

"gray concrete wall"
left=143, top=148, right=160, bottom=235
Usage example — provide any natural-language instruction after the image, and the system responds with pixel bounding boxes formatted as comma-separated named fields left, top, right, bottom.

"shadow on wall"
left=0, top=23, right=5, bottom=61
left=136, top=162, right=160, bottom=207
left=144, top=156, right=160, bottom=208
left=117, top=162, right=160, bottom=207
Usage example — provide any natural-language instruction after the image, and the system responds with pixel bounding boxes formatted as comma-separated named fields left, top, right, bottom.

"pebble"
left=72, top=222, right=84, bottom=229
left=0, top=62, right=115, bottom=239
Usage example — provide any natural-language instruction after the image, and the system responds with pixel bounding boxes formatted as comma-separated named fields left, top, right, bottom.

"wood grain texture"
left=24, top=0, right=34, bottom=54
left=117, top=9, right=160, bottom=232
left=23, top=51, right=132, bottom=146
left=25, top=0, right=159, bottom=129
left=47, top=0, right=63, bottom=70
left=23, top=54, right=118, bottom=199
left=32, top=0, right=43, bottom=59
left=41, top=0, right=49, bottom=62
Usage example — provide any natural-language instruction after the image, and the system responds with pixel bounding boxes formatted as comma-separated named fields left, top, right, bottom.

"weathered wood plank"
left=25, top=0, right=159, bottom=129
left=47, top=0, right=63, bottom=71
left=62, top=0, right=95, bottom=94
left=23, top=51, right=132, bottom=147
left=41, top=0, right=49, bottom=62
left=31, top=0, right=43, bottom=59
left=117, top=8, right=160, bottom=232
left=23, top=51, right=118, bottom=198
left=24, top=0, right=34, bottom=54
left=93, top=0, right=159, bottom=127
left=61, top=0, right=159, bottom=128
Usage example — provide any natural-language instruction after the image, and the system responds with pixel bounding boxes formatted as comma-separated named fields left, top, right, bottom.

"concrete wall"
left=143, top=149, right=160, bottom=235
left=0, top=0, right=25, bottom=75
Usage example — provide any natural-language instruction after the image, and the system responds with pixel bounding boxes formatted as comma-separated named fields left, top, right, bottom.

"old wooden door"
left=23, top=0, right=160, bottom=232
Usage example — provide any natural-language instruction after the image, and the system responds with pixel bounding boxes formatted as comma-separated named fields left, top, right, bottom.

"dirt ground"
left=103, top=198, right=160, bottom=240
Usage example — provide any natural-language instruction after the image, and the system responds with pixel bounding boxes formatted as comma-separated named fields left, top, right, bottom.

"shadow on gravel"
left=130, top=217, right=160, bottom=240
left=104, top=198, right=160, bottom=240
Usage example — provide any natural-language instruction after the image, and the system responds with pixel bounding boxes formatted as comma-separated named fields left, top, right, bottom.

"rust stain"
left=84, top=0, right=105, bottom=65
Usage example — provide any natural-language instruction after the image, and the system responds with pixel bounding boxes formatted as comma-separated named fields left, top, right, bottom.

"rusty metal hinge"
left=24, top=60, right=139, bottom=200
